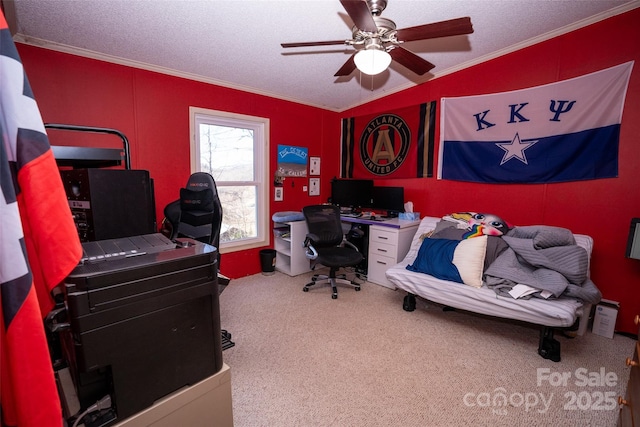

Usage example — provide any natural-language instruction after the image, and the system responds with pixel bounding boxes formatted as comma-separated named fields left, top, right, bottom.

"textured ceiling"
left=6, top=0, right=639, bottom=112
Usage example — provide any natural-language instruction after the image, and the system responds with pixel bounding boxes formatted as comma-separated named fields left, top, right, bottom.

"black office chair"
left=302, top=204, right=364, bottom=299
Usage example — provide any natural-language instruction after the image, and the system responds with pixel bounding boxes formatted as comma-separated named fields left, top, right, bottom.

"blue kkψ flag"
left=438, top=61, right=634, bottom=183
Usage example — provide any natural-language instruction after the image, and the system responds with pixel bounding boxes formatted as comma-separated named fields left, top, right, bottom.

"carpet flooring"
left=219, top=270, right=635, bottom=426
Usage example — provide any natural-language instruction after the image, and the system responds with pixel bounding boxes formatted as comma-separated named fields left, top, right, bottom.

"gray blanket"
left=484, top=225, right=602, bottom=304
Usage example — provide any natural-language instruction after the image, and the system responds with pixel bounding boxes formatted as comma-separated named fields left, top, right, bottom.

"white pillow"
left=452, top=235, right=487, bottom=288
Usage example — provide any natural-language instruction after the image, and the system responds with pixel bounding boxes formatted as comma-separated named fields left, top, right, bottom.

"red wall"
left=17, top=45, right=340, bottom=281
left=17, top=7, right=640, bottom=333
left=342, top=9, right=640, bottom=334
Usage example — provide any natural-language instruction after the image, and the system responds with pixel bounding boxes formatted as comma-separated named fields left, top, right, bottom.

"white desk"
left=341, top=216, right=420, bottom=288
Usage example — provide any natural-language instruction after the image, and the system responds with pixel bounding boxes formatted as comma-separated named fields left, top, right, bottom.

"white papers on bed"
left=509, top=284, right=537, bottom=299
left=508, top=284, right=553, bottom=299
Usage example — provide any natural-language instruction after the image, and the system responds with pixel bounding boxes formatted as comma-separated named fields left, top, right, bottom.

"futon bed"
left=385, top=215, right=601, bottom=362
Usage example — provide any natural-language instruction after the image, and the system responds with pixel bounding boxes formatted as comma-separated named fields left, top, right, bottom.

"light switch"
left=274, top=187, right=283, bottom=201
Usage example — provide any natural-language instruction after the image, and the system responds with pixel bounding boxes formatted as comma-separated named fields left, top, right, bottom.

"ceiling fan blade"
left=281, top=40, right=348, bottom=48
left=334, top=54, right=357, bottom=76
left=395, top=17, right=473, bottom=42
left=389, top=47, right=435, bottom=75
left=340, top=0, right=377, bottom=33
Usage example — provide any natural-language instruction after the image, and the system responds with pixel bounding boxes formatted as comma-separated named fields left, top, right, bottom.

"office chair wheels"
left=303, top=287, right=309, bottom=292
left=355, top=286, right=361, bottom=291
left=332, top=294, right=338, bottom=299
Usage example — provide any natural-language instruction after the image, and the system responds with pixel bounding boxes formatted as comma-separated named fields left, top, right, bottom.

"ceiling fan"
left=281, top=0, right=473, bottom=77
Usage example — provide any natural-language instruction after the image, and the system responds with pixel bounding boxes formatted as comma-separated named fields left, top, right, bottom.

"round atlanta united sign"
left=359, top=114, right=411, bottom=176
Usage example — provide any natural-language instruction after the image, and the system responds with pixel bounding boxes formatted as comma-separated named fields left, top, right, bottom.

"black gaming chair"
left=163, top=172, right=222, bottom=244
left=161, top=172, right=229, bottom=289
left=302, top=204, right=364, bottom=299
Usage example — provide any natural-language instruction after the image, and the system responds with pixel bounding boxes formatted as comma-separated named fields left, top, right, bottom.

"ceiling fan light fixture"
left=354, top=45, right=391, bottom=75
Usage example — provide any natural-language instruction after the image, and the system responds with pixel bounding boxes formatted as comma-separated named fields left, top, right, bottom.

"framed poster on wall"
left=309, top=178, right=320, bottom=196
left=309, top=157, right=321, bottom=176
left=277, top=145, right=308, bottom=177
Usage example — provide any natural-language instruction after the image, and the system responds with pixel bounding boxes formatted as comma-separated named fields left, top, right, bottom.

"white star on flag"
left=496, top=132, right=537, bottom=165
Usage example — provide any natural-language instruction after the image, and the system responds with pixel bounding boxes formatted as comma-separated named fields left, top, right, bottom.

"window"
left=190, top=107, right=269, bottom=253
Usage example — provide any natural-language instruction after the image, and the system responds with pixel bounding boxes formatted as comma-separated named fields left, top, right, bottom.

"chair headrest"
left=186, top=172, right=216, bottom=192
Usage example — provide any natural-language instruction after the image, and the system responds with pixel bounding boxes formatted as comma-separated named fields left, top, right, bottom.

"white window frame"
left=189, top=106, right=270, bottom=253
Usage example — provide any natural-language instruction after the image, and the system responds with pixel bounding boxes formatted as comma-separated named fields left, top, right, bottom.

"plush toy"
left=466, top=213, right=510, bottom=236
left=440, top=211, right=511, bottom=238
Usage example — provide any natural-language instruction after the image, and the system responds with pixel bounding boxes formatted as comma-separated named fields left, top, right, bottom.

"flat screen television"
left=371, top=186, right=405, bottom=216
left=330, top=178, right=373, bottom=211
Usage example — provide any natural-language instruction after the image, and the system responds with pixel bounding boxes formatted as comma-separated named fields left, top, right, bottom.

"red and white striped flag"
left=1, top=10, right=82, bottom=427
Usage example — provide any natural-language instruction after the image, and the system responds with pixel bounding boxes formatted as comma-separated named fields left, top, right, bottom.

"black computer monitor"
left=371, top=186, right=405, bottom=216
left=330, top=178, right=373, bottom=210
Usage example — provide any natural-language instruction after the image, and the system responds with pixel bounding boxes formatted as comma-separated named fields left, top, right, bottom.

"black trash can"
left=259, top=249, right=277, bottom=275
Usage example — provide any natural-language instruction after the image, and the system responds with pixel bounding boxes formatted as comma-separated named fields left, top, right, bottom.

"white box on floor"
left=114, top=363, right=233, bottom=427
left=592, top=299, right=619, bottom=339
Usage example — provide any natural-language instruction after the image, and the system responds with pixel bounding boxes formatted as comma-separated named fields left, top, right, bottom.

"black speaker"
left=61, top=169, right=156, bottom=242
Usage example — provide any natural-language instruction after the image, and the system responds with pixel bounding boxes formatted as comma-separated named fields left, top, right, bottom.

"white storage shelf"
left=273, top=220, right=311, bottom=276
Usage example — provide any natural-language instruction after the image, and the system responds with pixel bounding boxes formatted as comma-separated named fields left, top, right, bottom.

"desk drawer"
left=369, top=227, right=399, bottom=247
left=369, top=240, right=397, bottom=259
left=367, top=253, right=396, bottom=288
